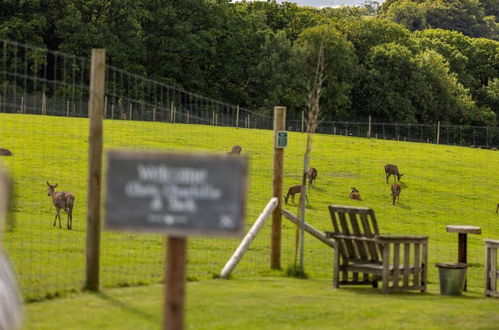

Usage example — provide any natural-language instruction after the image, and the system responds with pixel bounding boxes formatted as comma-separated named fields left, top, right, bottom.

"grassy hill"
left=1, top=113, right=498, bottom=301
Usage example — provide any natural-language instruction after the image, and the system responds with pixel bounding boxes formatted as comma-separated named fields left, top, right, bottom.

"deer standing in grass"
left=391, top=183, right=401, bottom=206
left=47, top=182, right=75, bottom=229
left=284, top=185, right=308, bottom=205
left=384, top=164, right=403, bottom=183
left=307, top=167, right=318, bottom=189
left=349, top=187, right=362, bottom=201
left=227, top=145, right=242, bottom=155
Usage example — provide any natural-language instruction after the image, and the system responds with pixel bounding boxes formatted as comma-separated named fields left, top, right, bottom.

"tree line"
left=0, top=0, right=498, bottom=125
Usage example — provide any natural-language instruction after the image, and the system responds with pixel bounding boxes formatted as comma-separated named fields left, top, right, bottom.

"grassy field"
left=25, top=277, right=499, bottom=329
left=1, top=113, right=499, bottom=304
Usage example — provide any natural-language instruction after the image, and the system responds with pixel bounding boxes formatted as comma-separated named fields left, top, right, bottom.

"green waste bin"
left=436, top=263, right=468, bottom=296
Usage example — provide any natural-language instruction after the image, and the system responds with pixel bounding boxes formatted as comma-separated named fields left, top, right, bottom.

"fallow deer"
left=0, top=148, right=12, bottom=156
left=307, top=167, right=318, bottom=189
left=227, top=145, right=242, bottom=155
left=384, top=164, right=403, bottom=183
left=391, top=183, right=401, bottom=206
left=47, top=182, right=75, bottom=229
left=284, top=185, right=308, bottom=205
left=349, top=187, right=362, bottom=201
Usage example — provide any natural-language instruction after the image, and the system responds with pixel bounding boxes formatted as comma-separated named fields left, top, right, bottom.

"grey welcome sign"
left=105, top=150, right=248, bottom=237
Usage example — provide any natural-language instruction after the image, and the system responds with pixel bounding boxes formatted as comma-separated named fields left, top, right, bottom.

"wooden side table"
left=446, top=225, right=482, bottom=291
left=484, top=239, right=499, bottom=297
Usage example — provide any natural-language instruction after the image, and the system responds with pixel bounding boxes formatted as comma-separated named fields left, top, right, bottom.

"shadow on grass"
left=93, top=291, right=157, bottom=322
left=337, top=286, right=483, bottom=300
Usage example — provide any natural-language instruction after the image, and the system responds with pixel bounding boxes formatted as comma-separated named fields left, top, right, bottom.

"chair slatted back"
left=328, top=205, right=382, bottom=263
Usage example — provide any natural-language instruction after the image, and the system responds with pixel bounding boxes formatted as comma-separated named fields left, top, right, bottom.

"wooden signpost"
left=105, top=151, right=248, bottom=330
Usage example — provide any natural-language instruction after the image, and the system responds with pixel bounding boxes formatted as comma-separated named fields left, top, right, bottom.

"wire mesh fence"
left=1, top=39, right=498, bottom=302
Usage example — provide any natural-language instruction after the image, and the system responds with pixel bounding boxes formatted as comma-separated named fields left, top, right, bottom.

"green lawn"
left=1, top=113, right=499, bottom=305
left=25, top=277, right=499, bottom=329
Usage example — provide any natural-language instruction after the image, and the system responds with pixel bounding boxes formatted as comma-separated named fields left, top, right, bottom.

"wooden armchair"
left=325, top=205, right=428, bottom=293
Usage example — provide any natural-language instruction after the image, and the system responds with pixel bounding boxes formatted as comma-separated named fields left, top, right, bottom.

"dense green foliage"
left=0, top=0, right=498, bottom=124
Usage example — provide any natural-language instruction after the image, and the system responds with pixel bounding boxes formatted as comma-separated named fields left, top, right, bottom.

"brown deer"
left=307, top=167, right=318, bottom=189
left=47, top=182, right=75, bottom=229
left=0, top=148, right=12, bottom=156
left=384, top=164, right=403, bottom=183
left=349, top=187, right=362, bottom=201
left=227, top=145, right=242, bottom=155
left=391, top=183, right=401, bottom=206
left=284, top=185, right=308, bottom=205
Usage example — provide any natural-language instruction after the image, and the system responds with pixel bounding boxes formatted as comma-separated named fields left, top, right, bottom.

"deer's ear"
left=47, top=181, right=50, bottom=186
left=54, top=183, right=58, bottom=187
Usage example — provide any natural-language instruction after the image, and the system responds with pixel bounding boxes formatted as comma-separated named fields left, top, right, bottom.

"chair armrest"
left=376, top=235, right=428, bottom=244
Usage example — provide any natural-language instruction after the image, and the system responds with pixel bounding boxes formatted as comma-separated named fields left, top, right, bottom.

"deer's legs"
left=53, top=213, right=57, bottom=227
left=57, top=209, right=62, bottom=228
left=68, top=209, right=73, bottom=229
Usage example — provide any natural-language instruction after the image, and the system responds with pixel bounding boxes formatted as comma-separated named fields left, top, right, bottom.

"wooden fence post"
left=153, top=106, right=156, bottom=122
left=368, top=115, right=372, bottom=138
left=42, top=92, right=46, bottom=115
left=236, top=105, right=240, bottom=129
left=271, top=106, right=286, bottom=269
left=436, top=121, right=440, bottom=144
left=85, top=48, right=105, bottom=291
left=164, top=236, right=187, bottom=330
left=129, top=103, right=132, bottom=120
left=67, top=100, right=70, bottom=117
left=301, top=111, right=304, bottom=133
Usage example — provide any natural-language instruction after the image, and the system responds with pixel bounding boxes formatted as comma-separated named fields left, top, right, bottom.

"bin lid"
left=435, top=262, right=468, bottom=269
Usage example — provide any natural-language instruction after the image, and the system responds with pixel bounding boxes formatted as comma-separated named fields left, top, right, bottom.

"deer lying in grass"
left=391, top=183, right=401, bottom=206
left=284, top=185, right=308, bottom=205
left=0, top=148, right=12, bottom=156
left=47, top=182, right=75, bottom=229
left=349, top=187, right=362, bottom=201
left=227, top=145, right=242, bottom=155
left=384, top=164, right=403, bottom=183
left=307, top=167, right=318, bottom=189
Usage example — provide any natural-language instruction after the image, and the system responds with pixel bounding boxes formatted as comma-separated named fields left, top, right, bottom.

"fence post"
left=436, top=121, right=440, bottom=144
left=129, top=103, right=132, bottom=120
left=20, top=97, right=24, bottom=113
left=187, top=110, right=189, bottom=124
left=271, top=106, right=286, bottom=269
left=66, top=100, right=70, bottom=117
left=42, top=92, right=46, bottom=115
left=248, top=115, right=250, bottom=129
left=170, top=101, right=174, bottom=123
left=368, top=115, right=371, bottom=138
left=85, top=48, right=105, bottom=291
left=236, top=105, right=239, bottom=129
left=301, top=111, right=304, bottom=133
left=153, top=106, right=156, bottom=122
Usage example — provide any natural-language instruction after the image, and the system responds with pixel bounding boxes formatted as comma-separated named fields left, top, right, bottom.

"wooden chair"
left=325, top=205, right=428, bottom=293
left=485, top=239, right=499, bottom=297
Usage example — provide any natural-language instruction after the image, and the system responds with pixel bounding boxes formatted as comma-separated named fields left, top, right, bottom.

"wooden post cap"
left=446, top=225, right=481, bottom=234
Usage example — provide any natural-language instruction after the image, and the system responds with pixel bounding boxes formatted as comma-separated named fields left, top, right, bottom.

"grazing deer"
left=284, top=185, right=308, bottom=205
left=349, top=187, right=362, bottom=201
left=47, top=182, right=75, bottom=229
left=384, top=164, right=403, bottom=183
left=391, top=183, right=401, bottom=206
left=307, top=167, right=318, bottom=189
left=227, top=145, right=242, bottom=155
